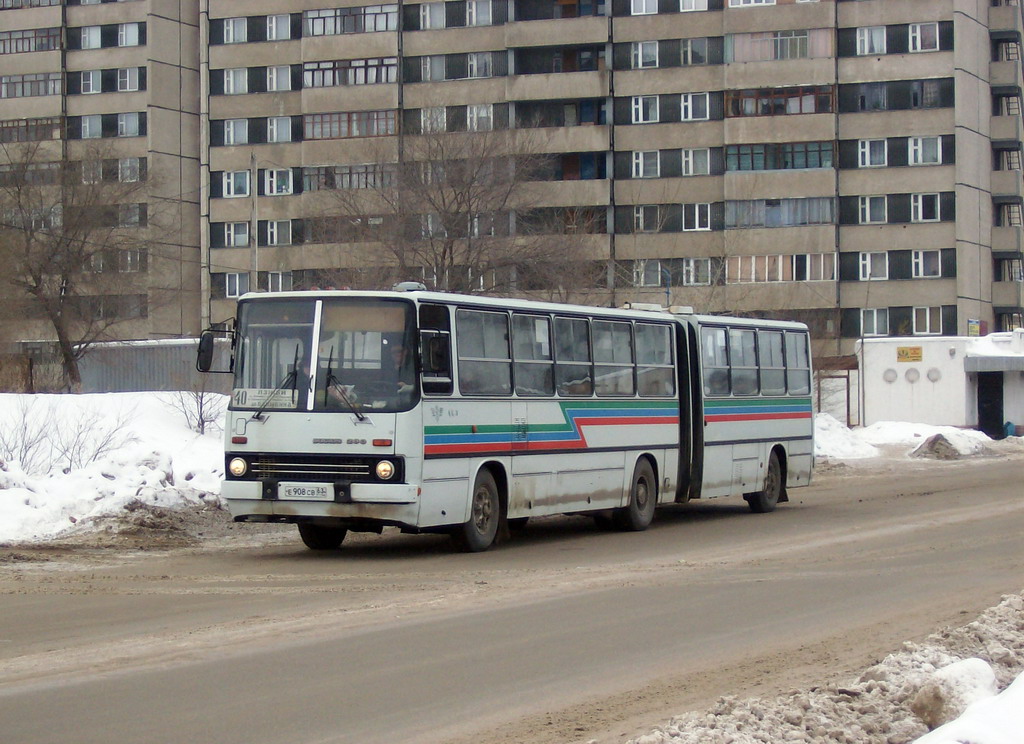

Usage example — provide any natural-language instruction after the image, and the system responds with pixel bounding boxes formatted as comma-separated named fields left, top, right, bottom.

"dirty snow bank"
left=626, top=593, right=1024, bottom=744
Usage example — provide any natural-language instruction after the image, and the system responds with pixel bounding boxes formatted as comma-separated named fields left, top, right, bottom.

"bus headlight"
left=375, top=460, right=395, bottom=480
left=228, top=457, right=248, bottom=477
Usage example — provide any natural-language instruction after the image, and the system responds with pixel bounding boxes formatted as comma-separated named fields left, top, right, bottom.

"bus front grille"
left=250, top=456, right=371, bottom=481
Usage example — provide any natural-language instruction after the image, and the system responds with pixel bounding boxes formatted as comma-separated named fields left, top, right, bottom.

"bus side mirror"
left=196, top=331, right=216, bottom=372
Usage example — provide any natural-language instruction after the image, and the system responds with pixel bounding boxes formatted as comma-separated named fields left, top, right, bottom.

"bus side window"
left=729, top=328, right=758, bottom=396
left=758, top=330, right=786, bottom=395
left=554, top=316, right=593, bottom=396
left=701, top=326, right=729, bottom=396
left=419, top=303, right=452, bottom=395
left=636, top=323, right=675, bottom=396
left=456, top=309, right=512, bottom=395
left=593, top=320, right=635, bottom=396
left=512, top=314, right=554, bottom=396
left=786, top=331, right=811, bottom=394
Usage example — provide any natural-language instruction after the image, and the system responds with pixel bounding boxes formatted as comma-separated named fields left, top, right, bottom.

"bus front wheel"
left=297, top=523, right=347, bottom=550
left=614, top=458, right=657, bottom=531
left=746, top=451, right=782, bottom=513
left=453, top=469, right=501, bottom=552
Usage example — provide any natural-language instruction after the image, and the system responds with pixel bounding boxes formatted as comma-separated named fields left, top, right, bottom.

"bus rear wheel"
left=452, top=469, right=501, bottom=552
left=614, top=458, right=657, bottom=531
left=297, top=523, right=347, bottom=550
left=746, top=451, right=781, bottom=513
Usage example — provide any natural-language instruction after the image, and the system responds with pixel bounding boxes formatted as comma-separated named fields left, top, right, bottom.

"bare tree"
left=0, top=139, right=161, bottom=388
left=304, top=127, right=600, bottom=299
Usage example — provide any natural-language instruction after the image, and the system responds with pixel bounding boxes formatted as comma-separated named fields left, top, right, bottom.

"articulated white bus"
left=197, top=288, right=813, bottom=552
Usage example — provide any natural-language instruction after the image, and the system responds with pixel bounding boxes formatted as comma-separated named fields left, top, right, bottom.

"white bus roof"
left=236, top=290, right=808, bottom=331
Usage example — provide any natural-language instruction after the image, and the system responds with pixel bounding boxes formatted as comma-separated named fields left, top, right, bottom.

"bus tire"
left=614, top=458, right=657, bottom=531
left=747, top=451, right=782, bottom=514
left=297, top=523, right=347, bottom=550
left=452, top=469, right=501, bottom=552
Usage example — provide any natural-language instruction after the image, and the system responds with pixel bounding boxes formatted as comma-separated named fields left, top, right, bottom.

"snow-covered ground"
left=1, top=393, right=1022, bottom=743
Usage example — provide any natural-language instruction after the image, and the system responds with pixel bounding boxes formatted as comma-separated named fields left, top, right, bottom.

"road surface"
left=1, top=455, right=1021, bottom=744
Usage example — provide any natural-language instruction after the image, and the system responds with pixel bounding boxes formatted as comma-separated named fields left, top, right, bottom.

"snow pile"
left=0, top=393, right=225, bottom=543
left=628, top=593, right=1024, bottom=744
left=814, top=413, right=880, bottom=459
left=857, top=421, right=994, bottom=458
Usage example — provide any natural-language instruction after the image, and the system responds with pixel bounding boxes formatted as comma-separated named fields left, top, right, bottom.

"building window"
left=909, top=22, right=939, bottom=53
left=0, top=72, right=62, bottom=98
left=632, top=150, right=660, bottom=178
left=467, top=103, right=493, bottom=132
left=266, top=220, right=292, bottom=245
left=0, top=27, right=61, bottom=54
left=467, top=0, right=491, bottom=27
left=856, top=26, right=885, bottom=55
left=118, top=23, right=141, bottom=47
left=225, top=222, right=249, bottom=247
left=634, top=259, right=663, bottom=287
left=913, top=306, right=941, bottom=335
left=910, top=80, right=942, bottom=109
left=267, top=66, right=291, bottom=91
left=858, top=139, right=886, bottom=167
left=857, top=83, right=887, bottom=111
left=223, top=18, right=247, bottom=44
left=117, top=67, right=140, bottom=92
left=224, top=68, right=247, bottom=95
left=264, top=169, right=293, bottom=195
left=224, top=118, right=248, bottom=145
left=859, top=251, right=888, bottom=280
left=633, top=205, right=659, bottom=232
left=861, top=308, right=888, bottom=336
left=913, top=249, right=941, bottom=278
left=680, top=93, right=709, bottom=121
left=681, top=148, right=710, bottom=176
left=911, top=193, right=940, bottom=222
left=727, top=85, right=833, bottom=117
left=858, top=196, right=887, bottom=224
left=80, top=70, right=100, bottom=94
left=304, top=6, right=399, bottom=36
left=467, top=52, right=492, bottom=79
left=680, top=0, right=708, bottom=9
left=420, top=2, right=445, bottom=29
left=266, top=14, right=291, bottom=41
left=117, top=112, right=140, bottom=137
left=80, top=114, right=102, bottom=139
left=303, top=110, right=396, bottom=139
left=80, top=26, right=101, bottom=49
left=729, top=0, right=774, bottom=5
left=632, top=0, right=657, bottom=15
left=119, top=157, right=143, bottom=182
left=632, top=41, right=658, bottom=69
left=909, top=136, right=941, bottom=165
left=266, top=271, right=293, bottom=293
left=226, top=272, right=250, bottom=298
left=726, top=197, right=834, bottom=228
left=421, top=106, right=446, bottom=133
left=267, top=117, right=292, bottom=143
left=632, top=96, right=659, bottom=124
left=223, top=170, right=250, bottom=197
left=682, top=202, right=711, bottom=231
left=680, top=38, right=708, bottom=66
left=726, top=142, right=833, bottom=171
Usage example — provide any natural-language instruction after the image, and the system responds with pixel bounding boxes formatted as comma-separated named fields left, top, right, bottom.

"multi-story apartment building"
left=0, top=0, right=201, bottom=361
left=203, top=0, right=1024, bottom=356
left=4, top=0, right=1023, bottom=366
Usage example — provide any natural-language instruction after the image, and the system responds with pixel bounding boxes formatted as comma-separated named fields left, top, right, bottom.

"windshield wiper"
left=251, top=344, right=300, bottom=421
left=323, top=345, right=366, bottom=422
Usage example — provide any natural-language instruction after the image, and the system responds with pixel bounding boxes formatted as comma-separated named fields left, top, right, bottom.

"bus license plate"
left=278, top=483, right=333, bottom=501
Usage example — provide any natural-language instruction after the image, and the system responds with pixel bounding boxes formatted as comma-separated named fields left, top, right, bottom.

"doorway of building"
left=977, top=372, right=1005, bottom=439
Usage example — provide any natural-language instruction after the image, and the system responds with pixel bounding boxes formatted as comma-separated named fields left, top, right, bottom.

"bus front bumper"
left=222, top=480, right=420, bottom=522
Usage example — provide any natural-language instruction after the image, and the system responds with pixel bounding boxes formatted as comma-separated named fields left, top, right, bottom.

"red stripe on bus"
left=704, top=412, right=812, bottom=423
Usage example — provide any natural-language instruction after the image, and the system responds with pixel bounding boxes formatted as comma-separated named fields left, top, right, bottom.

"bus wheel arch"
left=452, top=463, right=506, bottom=552
left=746, top=447, right=785, bottom=513
left=613, top=455, right=658, bottom=531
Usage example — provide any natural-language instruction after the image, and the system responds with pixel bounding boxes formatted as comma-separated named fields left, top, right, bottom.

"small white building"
left=856, top=329, right=1024, bottom=438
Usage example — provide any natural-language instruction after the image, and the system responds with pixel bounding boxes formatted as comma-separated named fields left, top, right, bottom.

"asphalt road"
left=1, top=455, right=1022, bottom=744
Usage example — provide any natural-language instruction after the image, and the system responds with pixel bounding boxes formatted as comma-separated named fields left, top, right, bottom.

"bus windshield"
left=232, top=297, right=417, bottom=413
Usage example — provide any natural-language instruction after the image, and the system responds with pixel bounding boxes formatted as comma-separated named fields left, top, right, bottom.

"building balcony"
left=990, top=5, right=1023, bottom=45
left=992, top=115, right=1023, bottom=150
left=990, top=60, right=1022, bottom=93
left=506, top=70, right=608, bottom=101
left=992, top=169, right=1024, bottom=203
left=504, top=16, right=607, bottom=48
left=992, top=225, right=1022, bottom=253
left=992, top=280, right=1023, bottom=309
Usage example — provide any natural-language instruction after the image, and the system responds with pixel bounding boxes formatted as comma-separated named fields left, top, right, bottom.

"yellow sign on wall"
left=896, top=346, right=923, bottom=363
